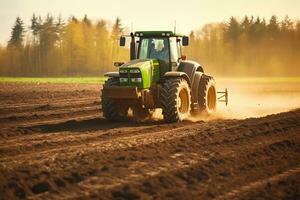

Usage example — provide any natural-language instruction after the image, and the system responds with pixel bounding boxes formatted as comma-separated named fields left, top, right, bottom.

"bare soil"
left=0, top=83, right=299, bottom=200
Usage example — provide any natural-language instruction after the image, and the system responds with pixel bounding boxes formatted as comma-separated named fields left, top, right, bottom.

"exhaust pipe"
left=130, top=32, right=136, bottom=60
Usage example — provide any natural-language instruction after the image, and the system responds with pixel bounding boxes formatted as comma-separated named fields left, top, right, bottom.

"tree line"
left=0, top=14, right=299, bottom=77
left=0, top=14, right=128, bottom=76
left=186, top=15, right=300, bottom=76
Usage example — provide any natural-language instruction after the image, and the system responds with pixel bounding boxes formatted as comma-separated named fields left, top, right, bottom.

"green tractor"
left=101, top=31, right=227, bottom=122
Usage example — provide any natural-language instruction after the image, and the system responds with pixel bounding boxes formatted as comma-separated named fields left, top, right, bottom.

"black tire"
left=161, top=78, right=191, bottom=122
left=101, top=78, right=128, bottom=121
left=198, top=75, right=217, bottom=114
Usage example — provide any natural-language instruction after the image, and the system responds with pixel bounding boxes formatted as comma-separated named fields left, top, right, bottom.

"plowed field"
left=0, top=82, right=299, bottom=200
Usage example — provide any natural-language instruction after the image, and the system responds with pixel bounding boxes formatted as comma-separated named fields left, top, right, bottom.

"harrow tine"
left=217, top=88, right=228, bottom=106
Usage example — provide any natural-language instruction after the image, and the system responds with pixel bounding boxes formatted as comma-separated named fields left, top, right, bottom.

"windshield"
left=138, top=38, right=169, bottom=63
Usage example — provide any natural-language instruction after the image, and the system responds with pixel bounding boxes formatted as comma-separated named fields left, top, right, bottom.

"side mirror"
left=119, top=36, right=126, bottom=46
left=114, top=62, right=124, bottom=67
left=182, top=36, right=189, bottom=46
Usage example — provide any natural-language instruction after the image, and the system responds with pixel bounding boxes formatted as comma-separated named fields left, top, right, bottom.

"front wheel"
left=161, top=78, right=191, bottom=122
left=101, top=78, right=129, bottom=121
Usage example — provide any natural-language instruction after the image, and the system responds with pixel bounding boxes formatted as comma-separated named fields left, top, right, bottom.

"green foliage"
left=8, top=17, right=25, bottom=47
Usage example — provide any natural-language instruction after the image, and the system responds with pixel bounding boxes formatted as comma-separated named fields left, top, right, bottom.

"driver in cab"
left=149, top=39, right=169, bottom=63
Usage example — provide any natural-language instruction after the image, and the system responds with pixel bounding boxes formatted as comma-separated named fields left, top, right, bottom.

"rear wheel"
left=101, top=78, right=128, bottom=121
left=198, top=75, right=217, bottom=114
left=161, top=78, right=191, bottom=122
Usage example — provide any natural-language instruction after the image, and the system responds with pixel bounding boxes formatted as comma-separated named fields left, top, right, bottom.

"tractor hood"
left=121, top=59, right=152, bottom=68
left=119, top=59, right=159, bottom=88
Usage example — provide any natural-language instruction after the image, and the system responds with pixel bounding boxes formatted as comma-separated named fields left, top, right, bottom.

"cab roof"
left=134, top=31, right=184, bottom=37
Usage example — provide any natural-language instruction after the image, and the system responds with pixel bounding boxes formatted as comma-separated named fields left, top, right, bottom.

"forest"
left=0, top=14, right=299, bottom=77
left=186, top=16, right=300, bottom=76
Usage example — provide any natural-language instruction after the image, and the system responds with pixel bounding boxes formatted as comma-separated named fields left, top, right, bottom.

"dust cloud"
left=214, top=77, right=300, bottom=119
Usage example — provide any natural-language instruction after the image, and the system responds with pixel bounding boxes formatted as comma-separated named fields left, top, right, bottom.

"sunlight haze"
left=0, top=0, right=300, bottom=45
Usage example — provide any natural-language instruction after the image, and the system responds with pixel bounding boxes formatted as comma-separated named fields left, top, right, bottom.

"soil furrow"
left=78, top=137, right=299, bottom=200
left=0, top=124, right=204, bottom=166
left=1, top=108, right=298, bottom=156
left=17, top=133, right=300, bottom=199
left=1, top=110, right=299, bottom=167
left=215, top=166, right=300, bottom=200
left=0, top=105, right=100, bottom=126
left=0, top=113, right=102, bottom=138
left=0, top=99, right=100, bottom=116
left=0, top=97, right=98, bottom=110
left=0, top=122, right=187, bottom=157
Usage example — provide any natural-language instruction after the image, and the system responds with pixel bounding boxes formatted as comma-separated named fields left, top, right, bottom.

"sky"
left=0, top=0, right=300, bottom=45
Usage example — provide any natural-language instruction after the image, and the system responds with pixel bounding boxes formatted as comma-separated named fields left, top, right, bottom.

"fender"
left=178, top=60, right=204, bottom=86
left=196, top=65, right=204, bottom=73
left=191, top=71, right=203, bottom=105
left=104, top=72, right=119, bottom=78
left=164, top=71, right=191, bottom=86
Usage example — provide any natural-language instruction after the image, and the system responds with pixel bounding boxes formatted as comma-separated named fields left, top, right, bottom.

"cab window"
left=139, top=39, right=149, bottom=59
left=170, top=37, right=179, bottom=63
left=138, top=38, right=170, bottom=63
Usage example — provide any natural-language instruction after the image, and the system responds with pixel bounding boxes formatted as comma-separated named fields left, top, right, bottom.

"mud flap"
left=217, top=88, right=228, bottom=106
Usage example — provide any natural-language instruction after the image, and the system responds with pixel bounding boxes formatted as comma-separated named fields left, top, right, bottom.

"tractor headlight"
left=130, top=69, right=140, bottom=73
left=120, top=78, right=128, bottom=82
left=119, top=69, right=127, bottom=73
left=131, top=78, right=142, bottom=82
left=129, top=69, right=141, bottom=83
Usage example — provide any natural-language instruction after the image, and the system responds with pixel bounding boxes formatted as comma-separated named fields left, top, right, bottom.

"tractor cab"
left=119, top=31, right=189, bottom=75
